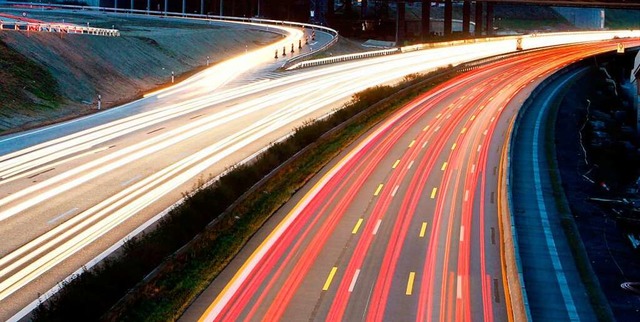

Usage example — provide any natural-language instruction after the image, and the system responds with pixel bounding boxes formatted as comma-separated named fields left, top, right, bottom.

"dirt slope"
left=0, top=9, right=279, bottom=132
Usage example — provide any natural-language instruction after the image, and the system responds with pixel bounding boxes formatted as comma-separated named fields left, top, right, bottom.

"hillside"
left=0, top=9, right=278, bottom=132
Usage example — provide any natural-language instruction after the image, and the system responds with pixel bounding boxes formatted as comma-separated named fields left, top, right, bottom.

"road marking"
left=373, top=219, right=382, bottom=235
left=470, top=115, right=476, bottom=121
left=434, top=125, right=440, bottom=132
left=460, top=127, right=467, bottom=134
left=446, top=114, right=451, bottom=119
left=441, top=162, right=448, bottom=171
left=430, top=187, right=438, bottom=199
left=477, top=144, right=482, bottom=152
left=493, top=277, right=501, bottom=303
left=471, top=164, right=476, bottom=173
left=464, top=190, right=469, bottom=202
left=406, top=272, right=416, bottom=295
left=490, top=116, right=495, bottom=123
left=391, top=185, right=399, bottom=197
left=436, top=113, right=442, bottom=119
left=352, top=218, right=364, bottom=234
left=323, top=267, right=338, bottom=291
left=146, top=127, right=165, bottom=135
left=374, top=184, right=384, bottom=196
left=479, top=105, right=485, bottom=110
left=451, top=143, right=457, bottom=150
left=26, top=168, right=55, bottom=180
left=483, top=129, right=488, bottom=136
left=48, top=208, right=78, bottom=225
left=408, top=160, right=414, bottom=169
left=120, top=174, right=142, bottom=187
left=457, top=275, right=463, bottom=299
left=419, top=222, right=428, bottom=237
left=423, top=125, right=430, bottom=131
left=349, top=269, right=361, bottom=292
left=532, top=78, right=579, bottom=319
left=422, top=141, right=428, bottom=148
left=460, top=226, right=465, bottom=242
left=392, top=159, right=401, bottom=169
left=408, top=140, right=416, bottom=148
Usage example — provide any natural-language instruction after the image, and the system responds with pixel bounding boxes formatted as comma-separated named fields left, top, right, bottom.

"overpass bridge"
left=319, top=1, right=640, bottom=43
left=9, top=1, right=639, bottom=40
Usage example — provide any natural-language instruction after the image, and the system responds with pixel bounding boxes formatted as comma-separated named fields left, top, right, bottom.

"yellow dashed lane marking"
left=419, top=222, right=428, bottom=237
left=431, top=187, right=438, bottom=199
left=406, top=272, right=416, bottom=295
left=441, top=162, right=448, bottom=171
left=392, top=160, right=401, bottom=169
left=352, top=218, right=364, bottom=234
left=323, top=267, right=338, bottom=291
left=374, top=184, right=384, bottom=196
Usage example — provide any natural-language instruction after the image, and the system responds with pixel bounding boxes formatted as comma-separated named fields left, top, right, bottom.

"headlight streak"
left=0, top=31, right=638, bottom=312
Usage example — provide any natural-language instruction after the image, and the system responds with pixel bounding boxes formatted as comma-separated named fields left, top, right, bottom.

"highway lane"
left=191, top=39, right=640, bottom=321
left=1, top=29, right=639, bottom=320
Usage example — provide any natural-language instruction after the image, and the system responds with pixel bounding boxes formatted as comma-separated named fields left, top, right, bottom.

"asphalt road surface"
left=0, top=25, right=638, bottom=320
left=187, top=39, right=640, bottom=322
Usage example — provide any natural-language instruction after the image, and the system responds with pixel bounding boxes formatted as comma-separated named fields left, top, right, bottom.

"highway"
left=1, top=23, right=639, bottom=320
left=189, top=39, right=640, bottom=321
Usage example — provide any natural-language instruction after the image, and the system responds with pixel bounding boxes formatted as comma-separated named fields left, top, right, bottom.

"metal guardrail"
left=0, top=20, right=120, bottom=36
left=285, top=47, right=398, bottom=70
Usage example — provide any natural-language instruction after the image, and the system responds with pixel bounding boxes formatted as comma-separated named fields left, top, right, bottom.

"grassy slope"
left=605, top=9, right=640, bottom=29
left=0, top=39, right=59, bottom=112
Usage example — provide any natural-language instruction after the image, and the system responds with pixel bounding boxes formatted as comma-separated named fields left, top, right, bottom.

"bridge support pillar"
left=361, top=0, right=367, bottom=17
left=444, top=0, right=452, bottom=36
left=486, top=1, right=494, bottom=35
left=422, top=0, right=431, bottom=40
left=396, top=0, right=406, bottom=46
left=475, top=1, right=483, bottom=36
left=463, top=0, right=471, bottom=35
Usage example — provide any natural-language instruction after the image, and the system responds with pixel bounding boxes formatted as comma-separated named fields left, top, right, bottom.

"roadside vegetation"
left=33, top=66, right=458, bottom=322
left=606, top=9, right=640, bottom=29
left=0, top=39, right=60, bottom=131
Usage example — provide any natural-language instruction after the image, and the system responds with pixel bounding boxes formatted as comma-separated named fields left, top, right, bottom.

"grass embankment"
left=34, top=67, right=458, bottom=321
left=0, top=39, right=60, bottom=127
left=606, top=9, right=640, bottom=29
